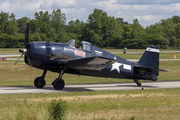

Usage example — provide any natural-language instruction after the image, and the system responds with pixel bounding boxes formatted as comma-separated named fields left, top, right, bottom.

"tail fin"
left=134, top=46, right=169, bottom=80
left=137, top=46, right=159, bottom=76
left=138, top=46, right=159, bottom=69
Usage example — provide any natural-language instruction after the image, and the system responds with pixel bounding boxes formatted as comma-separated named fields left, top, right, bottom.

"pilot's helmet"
left=78, top=42, right=82, bottom=46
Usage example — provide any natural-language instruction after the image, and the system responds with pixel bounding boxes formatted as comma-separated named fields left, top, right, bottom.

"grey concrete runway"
left=0, top=54, right=21, bottom=57
left=0, top=81, right=180, bottom=94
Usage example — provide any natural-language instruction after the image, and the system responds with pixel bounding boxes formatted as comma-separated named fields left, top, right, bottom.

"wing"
left=54, top=56, right=117, bottom=70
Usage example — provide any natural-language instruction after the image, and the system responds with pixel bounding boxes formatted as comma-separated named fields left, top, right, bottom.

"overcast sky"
left=1, top=0, right=180, bottom=27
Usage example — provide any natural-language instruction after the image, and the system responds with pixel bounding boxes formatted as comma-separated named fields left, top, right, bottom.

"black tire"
left=137, top=83, right=141, bottom=87
left=34, top=77, right=46, bottom=88
left=52, top=78, right=65, bottom=90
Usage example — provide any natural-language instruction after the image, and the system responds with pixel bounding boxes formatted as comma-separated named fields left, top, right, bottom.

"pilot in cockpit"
left=76, top=42, right=82, bottom=49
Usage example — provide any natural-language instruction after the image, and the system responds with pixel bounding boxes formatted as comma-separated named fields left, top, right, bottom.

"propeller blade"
left=24, top=21, right=29, bottom=48
left=16, top=22, right=30, bottom=66
left=25, top=52, right=32, bottom=68
left=15, top=53, right=24, bottom=65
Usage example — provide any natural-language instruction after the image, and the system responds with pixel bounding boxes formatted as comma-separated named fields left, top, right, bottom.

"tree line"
left=0, top=8, right=180, bottom=49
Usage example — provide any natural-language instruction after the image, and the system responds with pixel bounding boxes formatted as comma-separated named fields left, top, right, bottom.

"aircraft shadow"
left=2, top=86, right=93, bottom=92
left=1, top=84, right=158, bottom=93
left=40, top=86, right=93, bottom=92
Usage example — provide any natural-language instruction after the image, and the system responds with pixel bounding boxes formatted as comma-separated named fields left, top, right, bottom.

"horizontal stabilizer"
left=134, top=65, right=170, bottom=75
left=158, top=69, right=170, bottom=72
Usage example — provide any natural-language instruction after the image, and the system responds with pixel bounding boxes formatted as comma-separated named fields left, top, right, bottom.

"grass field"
left=0, top=48, right=179, bottom=54
left=0, top=47, right=180, bottom=86
left=1, top=48, right=180, bottom=120
left=0, top=88, right=180, bottom=120
left=115, top=52, right=180, bottom=60
left=0, top=48, right=20, bottom=55
left=103, top=48, right=180, bottom=52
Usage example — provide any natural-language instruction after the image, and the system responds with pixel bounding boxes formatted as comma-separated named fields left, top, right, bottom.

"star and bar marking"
left=110, top=62, right=123, bottom=73
left=110, top=62, right=131, bottom=73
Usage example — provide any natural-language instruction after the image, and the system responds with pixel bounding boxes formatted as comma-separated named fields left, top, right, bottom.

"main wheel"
left=34, top=77, right=46, bottom=88
left=52, top=78, right=65, bottom=90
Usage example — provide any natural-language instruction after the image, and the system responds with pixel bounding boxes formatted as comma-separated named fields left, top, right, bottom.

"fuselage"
left=26, top=41, right=157, bottom=81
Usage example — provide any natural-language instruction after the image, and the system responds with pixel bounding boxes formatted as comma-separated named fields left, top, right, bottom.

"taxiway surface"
left=0, top=81, right=180, bottom=94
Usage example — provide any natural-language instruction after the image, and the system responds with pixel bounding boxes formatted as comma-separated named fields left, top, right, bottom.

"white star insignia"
left=110, top=62, right=122, bottom=73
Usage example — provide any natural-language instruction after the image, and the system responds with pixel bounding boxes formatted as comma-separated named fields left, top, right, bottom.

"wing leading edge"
left=54, top=56, right=117, bottom=70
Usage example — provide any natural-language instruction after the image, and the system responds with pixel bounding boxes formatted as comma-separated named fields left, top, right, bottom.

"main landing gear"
left=133, top=79, right=141, bottom=86
left=34, top=70, right=65, bottom=90
left=52, top=70, right=65, bottom=90
left=34, top=70, right=47, bottom=88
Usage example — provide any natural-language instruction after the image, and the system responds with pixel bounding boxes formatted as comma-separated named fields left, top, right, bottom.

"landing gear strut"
left=133, top=79, right=141, bottom=86
left=34, top=70, right=47, bottom=88
left=52, top=70, right=65, bottom=90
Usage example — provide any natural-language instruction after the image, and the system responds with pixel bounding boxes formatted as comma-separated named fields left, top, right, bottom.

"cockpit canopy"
left=67, top=39, right=92, bottom=52
left=81, top=41, right=92, bottom=52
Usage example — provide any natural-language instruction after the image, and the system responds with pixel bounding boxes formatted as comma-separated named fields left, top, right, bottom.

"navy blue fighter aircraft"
left=15, top=22, right=168, bottom=90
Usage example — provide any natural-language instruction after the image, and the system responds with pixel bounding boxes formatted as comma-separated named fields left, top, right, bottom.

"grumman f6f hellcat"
left=15, top=22, right=169, bottom=90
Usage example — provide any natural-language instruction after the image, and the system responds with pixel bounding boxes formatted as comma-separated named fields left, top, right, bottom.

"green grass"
left=4, top=51, right=180, bottom=60
left=104, top=48, right=180, bottom=52
left=115, top=52, right=180, bottom=60
left=0, top=48, right=20, bottom=55
left=160, top=52, right=180, bottom=59
left=0, top=48, right=179, bottom=55
left=0, top=88, right=180, bottom=119
left=1, top=49, right=180, bottom=119
left=0, top=48, right=180, bottom=86
left=0, top=60, right=132, bottom=86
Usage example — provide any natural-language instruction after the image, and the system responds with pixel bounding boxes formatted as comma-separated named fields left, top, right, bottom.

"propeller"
left=15, top=52, right=24, bottom=65
left=15, top=21, right=32, bottom=66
